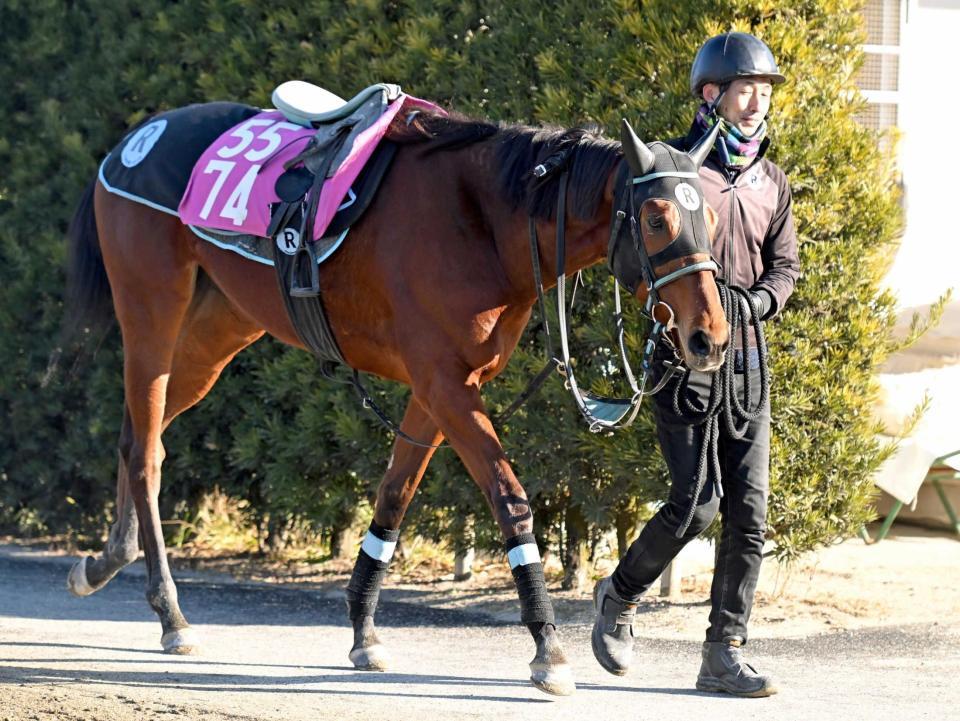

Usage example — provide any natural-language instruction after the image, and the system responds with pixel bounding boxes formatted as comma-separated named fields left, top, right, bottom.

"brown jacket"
left=670, top=124, right=800, bottom=319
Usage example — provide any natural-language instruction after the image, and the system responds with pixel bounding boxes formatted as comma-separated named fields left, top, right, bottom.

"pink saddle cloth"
left=178, top=93, right=442, bottom=240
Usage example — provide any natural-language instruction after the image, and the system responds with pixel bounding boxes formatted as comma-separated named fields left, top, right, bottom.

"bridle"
left=610, top=133, right=723, bottom=381
left=526, top=120, right=724, bottom=431
left=616, top=167, right=719, bottom=312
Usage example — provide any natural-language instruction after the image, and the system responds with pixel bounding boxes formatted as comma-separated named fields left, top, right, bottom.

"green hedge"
left=0, top=0, right=906, bottom=565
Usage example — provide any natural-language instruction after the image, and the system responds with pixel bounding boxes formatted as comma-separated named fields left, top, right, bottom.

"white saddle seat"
left=272, top=81, right=402, bottom=127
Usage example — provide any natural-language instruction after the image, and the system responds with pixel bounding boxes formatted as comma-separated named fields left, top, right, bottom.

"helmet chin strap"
left=708, top=85, right=728, bottom=115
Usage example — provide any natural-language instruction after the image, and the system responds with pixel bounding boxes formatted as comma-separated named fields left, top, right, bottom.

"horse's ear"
left=620, top=119, right=656, bottom=176
left=689, top=121, right=721, bottom=168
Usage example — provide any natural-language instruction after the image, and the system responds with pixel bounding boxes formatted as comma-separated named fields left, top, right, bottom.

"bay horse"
left=64, top=101, right=729, bottom=696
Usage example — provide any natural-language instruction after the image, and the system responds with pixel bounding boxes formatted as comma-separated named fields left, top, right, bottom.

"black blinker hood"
left=607, top=142, right=715, bottom=295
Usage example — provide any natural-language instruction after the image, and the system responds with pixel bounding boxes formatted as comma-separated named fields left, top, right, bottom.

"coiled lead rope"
left=671, top=282, right=770, bottom=538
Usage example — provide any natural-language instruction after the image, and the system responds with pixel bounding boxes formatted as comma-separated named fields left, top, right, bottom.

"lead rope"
left=672, top=281, right=769, bottom=538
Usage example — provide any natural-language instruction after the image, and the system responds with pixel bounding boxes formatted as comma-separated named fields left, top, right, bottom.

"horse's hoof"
left=349, top=644, right=390, bottom=671
left=161, top=628, right=201, bottom=656
left=529, top=661, right=576, bottom=697
left=67, top=557, right=96, bottom=597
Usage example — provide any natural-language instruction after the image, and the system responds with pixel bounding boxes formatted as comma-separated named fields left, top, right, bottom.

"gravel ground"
left=1, top=535, right=959, bottom=721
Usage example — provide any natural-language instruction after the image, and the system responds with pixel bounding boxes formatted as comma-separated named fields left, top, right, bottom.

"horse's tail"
left=43, top=179, right=114, bottom=385
left=65, top=177, right=115, bottom=334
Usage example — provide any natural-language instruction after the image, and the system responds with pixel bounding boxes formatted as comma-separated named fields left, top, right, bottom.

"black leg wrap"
left=345, top=521, right=399, bottom=621
left=526, top=621, right=556, bottom=638
left=506, top=534, right=555, bottom=626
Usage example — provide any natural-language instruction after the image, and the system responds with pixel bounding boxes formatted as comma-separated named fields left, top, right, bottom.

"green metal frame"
left=932, top=477, right=960, bottom=534
left=864, top=452, right=960, bottom=543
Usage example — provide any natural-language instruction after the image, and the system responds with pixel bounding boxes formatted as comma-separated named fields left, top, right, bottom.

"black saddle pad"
left=99, top=102, right=260, bottom=214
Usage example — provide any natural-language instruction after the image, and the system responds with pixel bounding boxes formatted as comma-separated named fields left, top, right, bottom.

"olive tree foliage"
left=0, top=0, right=913, bottom=565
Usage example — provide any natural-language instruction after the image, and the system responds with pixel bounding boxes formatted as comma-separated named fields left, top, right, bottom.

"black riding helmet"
left=689, top=32, right=786, bottom=97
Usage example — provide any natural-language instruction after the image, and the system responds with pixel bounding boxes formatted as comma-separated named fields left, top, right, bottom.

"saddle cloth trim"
left=97, top=157, right=179, bottom=217
left=187, top=225, right=350, bottom=267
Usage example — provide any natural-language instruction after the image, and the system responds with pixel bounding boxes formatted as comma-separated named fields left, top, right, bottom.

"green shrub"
left=0, top=0, right=906, bottom=565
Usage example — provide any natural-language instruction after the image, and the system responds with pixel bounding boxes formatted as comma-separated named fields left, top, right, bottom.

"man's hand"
left=741, top=289, right=771, bottom=319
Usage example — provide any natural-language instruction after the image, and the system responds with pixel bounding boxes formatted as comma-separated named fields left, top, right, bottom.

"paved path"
left=1, top=547, right=957, bottom=720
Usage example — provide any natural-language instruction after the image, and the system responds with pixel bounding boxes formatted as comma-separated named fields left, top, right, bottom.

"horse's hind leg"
left=345, top=397, right=442, bottom=671
left=67, top=409, right=140, bottom=596
left=150, top=279, right=263, bottom=653
left=116, top=290, right=199, bottom=648
left=68, top=278, right=254, bottom=596
left=90, top=202, right=205, bottom=654
left=65, top=275, right=261, bottom=599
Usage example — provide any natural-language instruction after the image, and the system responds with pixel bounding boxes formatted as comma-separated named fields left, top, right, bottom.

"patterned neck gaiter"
left=695, top=102, right=767, bottom=168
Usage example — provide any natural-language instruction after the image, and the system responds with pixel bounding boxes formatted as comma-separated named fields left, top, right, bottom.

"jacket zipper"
left=725, top=174, right=736, bottom=284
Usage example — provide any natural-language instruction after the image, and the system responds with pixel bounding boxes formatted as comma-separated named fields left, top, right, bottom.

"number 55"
left=217, top=118, right=301, bottom=161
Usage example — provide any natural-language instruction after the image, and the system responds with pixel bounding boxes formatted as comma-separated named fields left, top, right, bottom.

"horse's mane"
left=391, top=110, right=622, bottom=221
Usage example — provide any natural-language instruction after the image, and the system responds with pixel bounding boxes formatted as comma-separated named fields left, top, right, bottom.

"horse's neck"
left=417, top=136, right=613, bottom=311
left=543, top=214, right=611, bottom=282
left=471, top=151, right=612, bottom=304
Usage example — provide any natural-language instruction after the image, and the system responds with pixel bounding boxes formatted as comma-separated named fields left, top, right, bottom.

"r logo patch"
left=276, top=227, right=301, bottom=256
left=121, top=119, right=168, bottom=168
left=674, top=182, right=701, bottom=211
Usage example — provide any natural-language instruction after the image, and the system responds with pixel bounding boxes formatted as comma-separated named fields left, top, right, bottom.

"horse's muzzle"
left=685, top=328, right=728, bottom=372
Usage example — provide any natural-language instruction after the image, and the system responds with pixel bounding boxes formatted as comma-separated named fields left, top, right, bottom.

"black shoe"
left=590, top=576, right=637, bottom=676
left=696, top=637, right=777, bottom=697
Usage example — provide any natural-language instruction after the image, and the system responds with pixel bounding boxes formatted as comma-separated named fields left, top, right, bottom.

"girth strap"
left=271, top=241, right=346, bottom=368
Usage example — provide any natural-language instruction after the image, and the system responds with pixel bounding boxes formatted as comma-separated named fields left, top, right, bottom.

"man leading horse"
left=592, top=32, right=801, bottom=698
left=64, top=73, right=733, bottom=694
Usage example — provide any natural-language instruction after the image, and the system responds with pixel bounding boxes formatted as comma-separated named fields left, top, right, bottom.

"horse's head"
left=607, top=120, right=729, bottom=372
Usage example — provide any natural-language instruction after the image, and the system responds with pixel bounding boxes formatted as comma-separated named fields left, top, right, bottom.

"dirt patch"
left=96, top=524, right=960, bottom=641
left=2, top=686, right=261, bottom=721
left=7, top=523, right=957, bottom=641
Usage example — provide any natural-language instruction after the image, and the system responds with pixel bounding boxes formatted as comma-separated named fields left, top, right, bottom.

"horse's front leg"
left=345, top=396, right=443, bottom=671
left=416, top=372, right=575, bottom=697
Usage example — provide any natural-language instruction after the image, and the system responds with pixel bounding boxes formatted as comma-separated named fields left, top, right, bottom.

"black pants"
left=612, top=356, right=770, bottom=643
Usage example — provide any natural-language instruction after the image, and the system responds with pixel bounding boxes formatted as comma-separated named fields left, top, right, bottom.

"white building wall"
left=881, top=0, right=960, bottom=309
left=871, top=0, right=960, bottom=515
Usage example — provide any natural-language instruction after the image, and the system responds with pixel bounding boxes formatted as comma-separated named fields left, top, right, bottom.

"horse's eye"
left=647, top=215, right=664, bottom=230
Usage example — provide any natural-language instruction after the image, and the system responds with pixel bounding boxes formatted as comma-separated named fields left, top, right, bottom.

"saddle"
left=266, top=82, right=402, bottom=298
left=272, top=81, right=402, bottom=127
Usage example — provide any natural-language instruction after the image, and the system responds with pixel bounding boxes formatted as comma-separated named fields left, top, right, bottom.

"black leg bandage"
left=345, top=521, right=399, bottom=621
left=506, top=533, right=555, bottom=626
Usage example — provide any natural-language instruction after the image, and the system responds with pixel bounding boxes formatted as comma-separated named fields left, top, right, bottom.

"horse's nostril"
left=688, top=330, right=712, bottom=357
